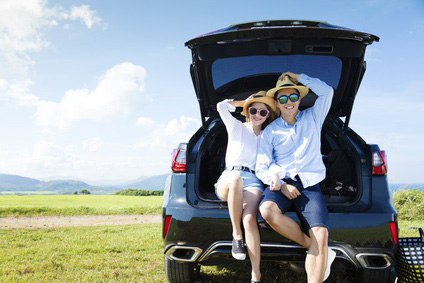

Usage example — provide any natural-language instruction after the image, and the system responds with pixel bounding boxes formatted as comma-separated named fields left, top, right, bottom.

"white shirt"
left=255, top=74, right=334, bottom=187
left=217, top=100, right=260, bottom=170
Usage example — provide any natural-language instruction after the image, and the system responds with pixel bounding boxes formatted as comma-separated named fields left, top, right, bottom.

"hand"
left=281, top=184, right=301, bottom=200
left=278, top=72, right=300, bottom=84
left=270, top=174, right=281, bottom=191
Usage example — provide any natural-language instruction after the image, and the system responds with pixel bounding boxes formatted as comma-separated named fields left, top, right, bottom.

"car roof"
left=186, top=20, right=379, bottom=48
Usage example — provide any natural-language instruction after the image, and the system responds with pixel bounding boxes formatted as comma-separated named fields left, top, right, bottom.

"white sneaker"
left=231, top=239, right=246, bottom=260
left=324, top=247, right=336, bottom=281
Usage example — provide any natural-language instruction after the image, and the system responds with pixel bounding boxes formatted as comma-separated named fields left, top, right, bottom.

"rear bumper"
left=163, top=173, right=397, bottom=271
left=165, top=241, right=394, bottom=270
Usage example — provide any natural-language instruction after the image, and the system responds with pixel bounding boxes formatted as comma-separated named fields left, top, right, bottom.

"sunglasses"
left=249, top=107, right=269, bottom=117
left=277, top=93, right=300, bottom=104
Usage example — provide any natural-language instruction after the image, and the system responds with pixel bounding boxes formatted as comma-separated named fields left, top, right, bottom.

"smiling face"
left=247, top=102, right=270, bottom=127
left=274, top=88, right=301, bottom=118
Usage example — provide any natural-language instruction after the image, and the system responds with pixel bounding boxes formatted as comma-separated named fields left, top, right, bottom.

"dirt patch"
left=0, top=214, right=161, bottom=229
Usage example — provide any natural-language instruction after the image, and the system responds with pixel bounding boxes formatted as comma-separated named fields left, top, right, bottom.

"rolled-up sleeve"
left=298, top=74, right=334, bottom=127
left=217, top=100, right=239, bottom=133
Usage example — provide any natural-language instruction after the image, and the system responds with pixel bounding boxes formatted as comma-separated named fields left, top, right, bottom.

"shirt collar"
left=279, top=110, right=303, bottom=127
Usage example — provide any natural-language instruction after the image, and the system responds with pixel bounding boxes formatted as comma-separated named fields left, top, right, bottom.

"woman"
left=215, top=91, right=279, bottom=283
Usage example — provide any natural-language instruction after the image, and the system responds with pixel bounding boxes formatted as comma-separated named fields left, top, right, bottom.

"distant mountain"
left=0, top=174, right=99, bottom=194
left=0, top=173, right=169, bottom=194
left=39, top=176, right=83, bottom=182
left=39, top=180, right=92, bottom=190
left=124, top=174, right=168, bottom=190
left=0, top=174, right=42, bottom=189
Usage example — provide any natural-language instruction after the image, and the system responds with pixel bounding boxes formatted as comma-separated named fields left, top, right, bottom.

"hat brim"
left=266, top=85, right=309, bottom=99
left=241, top=96, right=280, bottom=117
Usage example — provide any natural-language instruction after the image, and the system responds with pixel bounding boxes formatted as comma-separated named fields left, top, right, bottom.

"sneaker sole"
left=232, top=251, right=246, bottom=260
left=324, top=248, right=336, bottom=281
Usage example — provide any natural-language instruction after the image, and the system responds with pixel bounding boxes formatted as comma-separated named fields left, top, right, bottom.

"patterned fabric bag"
left=396, top=228, right=424, bottom=282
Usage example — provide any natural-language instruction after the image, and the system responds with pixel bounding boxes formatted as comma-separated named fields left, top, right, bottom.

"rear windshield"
left=212, top=55, right=342, bottom=95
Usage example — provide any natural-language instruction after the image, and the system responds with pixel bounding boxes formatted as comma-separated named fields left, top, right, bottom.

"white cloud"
left=137, top=116, right=200, bottom=151
left=0, top=140, right=97, bottom=178
left=136, top=116, right=155, bottom=127
left=34, top=62, right=147, bottom=129
left=65, top=5, right=102, bottom=29
left=0, top=138, right=151, bottom=180
left=0, top=0, right=52, bottom=78
left=1, top=61, right=148, bottom=130
left=32, top=140, right=77, bottom=168
left=0, top=79, right=7, bottom=90
left=0, top=0, right=103, bottom=79
left=0, top=0, right=53, bottom=52
left=4, top=79, right=40, bottom=107
left=82, top=138, right=102, bottom=152
left=133, top=115, right=200, bottom=175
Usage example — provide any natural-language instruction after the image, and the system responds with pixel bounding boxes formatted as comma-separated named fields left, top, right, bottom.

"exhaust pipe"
left=356, top=253, right=393, bottom=269
left=165, top=246, right=203, bottom=262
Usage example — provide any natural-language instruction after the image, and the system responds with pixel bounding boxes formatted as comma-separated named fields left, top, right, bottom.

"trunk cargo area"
left=194, top=117, right=362, bottom=207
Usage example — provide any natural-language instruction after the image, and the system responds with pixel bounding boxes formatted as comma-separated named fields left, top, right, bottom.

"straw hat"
left=266, top=75, right=309, bottom=99
left=241, top=91, right=280, bottom=118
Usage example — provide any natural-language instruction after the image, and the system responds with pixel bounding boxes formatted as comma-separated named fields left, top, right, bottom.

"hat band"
left=279, top=83, right=295, bottom=87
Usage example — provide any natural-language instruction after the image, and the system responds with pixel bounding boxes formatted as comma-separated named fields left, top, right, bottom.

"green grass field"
left=0, top=224, right=165, bottom=282
left=0, top=223, right=353, bottom=283
left=0, top=195, right=162, bottom=216
left=1, top=221, right=422, bottom=283
left=0, top=191, right=423, bottom=282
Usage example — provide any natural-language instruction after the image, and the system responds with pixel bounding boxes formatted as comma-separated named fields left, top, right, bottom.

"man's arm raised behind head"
left=298, top=74, right=334, bottom=127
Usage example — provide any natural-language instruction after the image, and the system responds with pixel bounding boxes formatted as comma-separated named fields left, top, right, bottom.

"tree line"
left=114, top=189, right=164, bottom=196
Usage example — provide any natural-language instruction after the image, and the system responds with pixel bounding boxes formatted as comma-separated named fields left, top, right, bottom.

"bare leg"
left=242, top=190, right=262, bottom=282
left=305, top=226, right=328, bottom=283
left=216, top=176, right=244, bottom=239
left=259, top=201, right=311, bottom=248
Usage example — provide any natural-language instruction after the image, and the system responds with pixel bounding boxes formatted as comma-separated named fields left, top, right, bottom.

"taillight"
left=171, top=143, right=187, bottom=173
left=163, top=215, right=172, bottom=238
left=372, top=150, right=388, bottom=175
left=389, top=221, right=398, bottom=244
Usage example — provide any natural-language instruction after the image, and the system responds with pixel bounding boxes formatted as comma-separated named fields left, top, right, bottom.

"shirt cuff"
left=298, top=73, right=310, bottom=85
left=269, top=164, right=287, bottom=184
left=224, top=99, right=236, bottom=112
left=269, top=164, right=281, bottom=175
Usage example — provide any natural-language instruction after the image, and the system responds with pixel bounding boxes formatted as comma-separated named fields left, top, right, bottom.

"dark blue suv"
left=162, top=20, right=398, bottom=283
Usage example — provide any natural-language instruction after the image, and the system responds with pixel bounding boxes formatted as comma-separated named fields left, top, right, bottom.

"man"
left=256, top=72, right=336, bottom=283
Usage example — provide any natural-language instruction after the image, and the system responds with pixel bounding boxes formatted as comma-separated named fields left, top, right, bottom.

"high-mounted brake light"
left=171, top=143, right=187, bottom=173
left=372, top=150, right=388, bottom=175
left=163, top=215, right=172, bottom=238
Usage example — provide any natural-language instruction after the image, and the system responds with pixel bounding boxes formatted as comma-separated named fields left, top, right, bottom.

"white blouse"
left=217, top=100, right=260, bottom=171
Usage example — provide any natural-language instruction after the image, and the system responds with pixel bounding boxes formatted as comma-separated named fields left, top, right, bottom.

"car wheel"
left=164, top=255, right=200, bottom=283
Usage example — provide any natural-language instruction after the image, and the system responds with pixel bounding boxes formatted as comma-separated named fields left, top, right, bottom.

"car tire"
left=164, top=255, right=200, bottom=283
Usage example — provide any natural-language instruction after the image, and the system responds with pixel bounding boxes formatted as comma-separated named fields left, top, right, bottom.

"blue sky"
left=0, top=0, right=423, bottom=184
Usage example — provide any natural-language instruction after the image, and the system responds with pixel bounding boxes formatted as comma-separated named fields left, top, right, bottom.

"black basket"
left=396, top=228, right=424, bottom=282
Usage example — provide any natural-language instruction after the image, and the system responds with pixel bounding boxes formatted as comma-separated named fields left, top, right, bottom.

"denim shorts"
left=259, top=178, right=329, bottom=231
left=214, top=169, right=264, bottom=200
